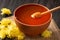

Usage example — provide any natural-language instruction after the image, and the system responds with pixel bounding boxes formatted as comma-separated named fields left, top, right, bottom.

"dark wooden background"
left=0, top=0, right=60, bottom=28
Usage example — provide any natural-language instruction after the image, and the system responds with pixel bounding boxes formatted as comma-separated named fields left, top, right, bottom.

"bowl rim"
left=14, top=3, right=52, bottom=27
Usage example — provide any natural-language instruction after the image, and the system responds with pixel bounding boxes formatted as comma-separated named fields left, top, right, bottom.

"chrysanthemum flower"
left=41, top=30, right=52, bottom=38
left=1, top=8, right=11, bottom=15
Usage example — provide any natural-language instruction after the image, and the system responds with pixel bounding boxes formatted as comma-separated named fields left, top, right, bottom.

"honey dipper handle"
left=31, top=6, right=60, bottom=18
left=42, top=6, right=60, bottom=15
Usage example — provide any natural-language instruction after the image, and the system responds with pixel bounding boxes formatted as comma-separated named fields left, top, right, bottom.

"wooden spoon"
left=31, top=6, right=60, bottom=18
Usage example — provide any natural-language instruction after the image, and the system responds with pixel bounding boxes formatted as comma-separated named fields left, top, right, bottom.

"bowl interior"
left=14, top=4, right=52, bottom=26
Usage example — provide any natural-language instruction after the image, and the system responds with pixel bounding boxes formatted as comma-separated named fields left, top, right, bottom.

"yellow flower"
left=0, top=29, right=6, bottom=39
left=0, top=18, right=25, bottom=40
left=1, top=18, right=11, bottom=26
left=7, top=25, right=25, bottom=39
left=0, top=25, right=8, bottom=35
left=0, top=25, right=5, bottom=29
left=1, top=8, right=11, bottom=15
left=7, top=21, right=25, bottom=39
left=41, top=30, right=52, bottom=38
left=0, top=21, right=1, bottom=25
left=18, top=35, right=25, bottom=40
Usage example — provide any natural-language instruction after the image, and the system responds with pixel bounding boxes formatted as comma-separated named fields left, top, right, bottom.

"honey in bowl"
left=14, top=4, right=52, bottom=36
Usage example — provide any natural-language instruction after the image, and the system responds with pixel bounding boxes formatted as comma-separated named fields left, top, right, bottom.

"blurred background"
left=0, top=0, right=60, bottom=28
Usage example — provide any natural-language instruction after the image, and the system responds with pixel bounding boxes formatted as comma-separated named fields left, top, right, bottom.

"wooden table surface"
left=8, top=16, right=60, bottom=40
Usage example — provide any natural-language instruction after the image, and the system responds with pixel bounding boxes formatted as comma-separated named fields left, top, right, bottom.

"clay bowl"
left=14, top=3, right=52, bottom=37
